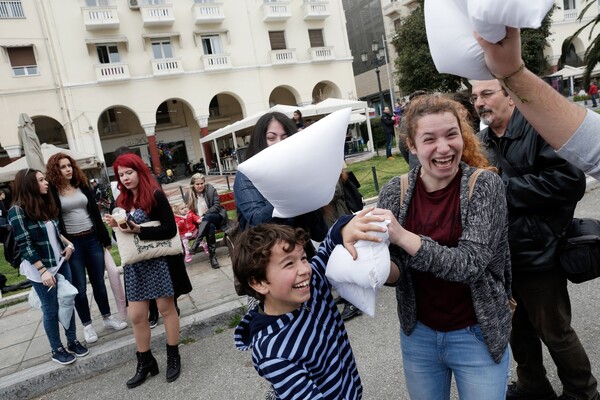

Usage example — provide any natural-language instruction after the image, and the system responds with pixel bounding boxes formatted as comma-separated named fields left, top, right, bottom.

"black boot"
left=126, top=350, right=159, bottom=389
left=208, top=232, right=220, bottom=269
left=166, top=344, right=181, bottom=383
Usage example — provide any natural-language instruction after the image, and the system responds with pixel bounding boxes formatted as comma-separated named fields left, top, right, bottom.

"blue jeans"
left=31, top=262, right=77, bottom=352
left=199, top=212, right=224, bottom=237
left=400, top=322, right=509, bottom=400
left=385, top=132, right=393, bottom=158
left=69, top=233, right=111, bottom=325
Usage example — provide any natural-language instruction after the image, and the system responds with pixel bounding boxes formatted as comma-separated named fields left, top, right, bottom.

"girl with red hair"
left=104, top=153, right=191, bottom=389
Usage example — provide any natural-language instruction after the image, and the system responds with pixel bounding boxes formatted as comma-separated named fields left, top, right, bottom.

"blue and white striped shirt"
left=234, top=216, right=362, bottom=399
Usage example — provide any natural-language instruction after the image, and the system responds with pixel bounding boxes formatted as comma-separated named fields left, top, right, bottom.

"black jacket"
left=478, top=109, right=585, bottom=273
left=380, top=112, right=395, bottom=135
left=50, top=184, right=111, bottom=248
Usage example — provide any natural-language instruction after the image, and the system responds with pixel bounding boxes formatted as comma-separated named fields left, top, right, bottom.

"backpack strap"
left=399, top=174, right=409, bottom=207
left=468, top=169, right=484, bottom=200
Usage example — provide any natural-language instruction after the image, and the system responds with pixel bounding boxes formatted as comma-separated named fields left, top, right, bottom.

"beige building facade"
left=0, top=0, right=356, bottom=176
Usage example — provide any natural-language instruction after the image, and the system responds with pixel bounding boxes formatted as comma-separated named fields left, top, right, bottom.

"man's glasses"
left=470, top=89, right=503, bottom=104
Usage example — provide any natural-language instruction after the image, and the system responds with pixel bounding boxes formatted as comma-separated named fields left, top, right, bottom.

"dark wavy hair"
left=45, top=153, right=89, bottom=192
left=244, top=112, right=297, bottom=161
left=232, top=224, right=309, bottom=301
left=401, top=94, right=495, bottom=170
left=113, top=153, right=161, bottom=213
left=12, top=169, right=59, bottom=221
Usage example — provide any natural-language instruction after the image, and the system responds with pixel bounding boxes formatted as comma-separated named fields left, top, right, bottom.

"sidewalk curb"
left=0, top=299, right=246, bottom=399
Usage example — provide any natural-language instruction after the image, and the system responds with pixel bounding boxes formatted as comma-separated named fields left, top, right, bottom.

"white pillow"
left=237, top=108, right=350, bottom=218
left=425, top=0, right=554, bottom=80
left=326, top=219, right=391, bottom=317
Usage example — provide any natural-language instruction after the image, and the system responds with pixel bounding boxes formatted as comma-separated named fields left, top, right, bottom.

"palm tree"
left=564, top=0, right=600, bottom=87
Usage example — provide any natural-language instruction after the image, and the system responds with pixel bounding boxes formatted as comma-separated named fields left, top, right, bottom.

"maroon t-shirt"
left=404, top=171, right=477, bottom=331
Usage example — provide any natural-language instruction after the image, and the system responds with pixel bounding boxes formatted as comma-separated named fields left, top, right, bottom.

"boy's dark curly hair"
left=232, top=224, right=309, bottom=301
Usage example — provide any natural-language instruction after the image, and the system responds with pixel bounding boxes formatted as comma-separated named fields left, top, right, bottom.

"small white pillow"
left=425, top=0, right=554, bottom=80
left=237, top=108, right=350, bottom=218
left=326, top=219, right=391, bottom=317
left=114, top=221, right=183, bottom=265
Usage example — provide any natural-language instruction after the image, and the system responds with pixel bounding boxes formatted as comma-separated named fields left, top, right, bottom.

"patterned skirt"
left=122, top=208, right=174, bottom=302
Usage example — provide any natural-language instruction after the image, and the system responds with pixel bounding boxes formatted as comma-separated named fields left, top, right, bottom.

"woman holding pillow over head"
left=373, top=94, right=513, bottom=399
left=234, top=111, right=328, bottom=257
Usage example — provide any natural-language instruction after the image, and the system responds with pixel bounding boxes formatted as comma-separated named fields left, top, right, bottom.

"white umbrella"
left=18, top=113, right=45, bottom=173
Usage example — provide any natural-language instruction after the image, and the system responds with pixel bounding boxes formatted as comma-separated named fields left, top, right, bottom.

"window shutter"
left=7, top=47, right=36, bottom=67
left=269, top=31, right=286, bottom=50
left=308, top=29, right=324, bottom=48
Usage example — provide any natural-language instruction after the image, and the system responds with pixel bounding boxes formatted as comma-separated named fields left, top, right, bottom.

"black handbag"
left=560, top=218, right=600, bottom=284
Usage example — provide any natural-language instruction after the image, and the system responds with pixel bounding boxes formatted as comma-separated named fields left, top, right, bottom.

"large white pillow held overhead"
left=425, top=0, right=554, bottom=80
left=237, top=108, right=350, bottom=218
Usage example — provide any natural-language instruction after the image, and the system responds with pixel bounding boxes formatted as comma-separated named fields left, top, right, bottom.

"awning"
left=85, top=36, right=129, bottom=49
left=142, top=31, right=180, bottom=39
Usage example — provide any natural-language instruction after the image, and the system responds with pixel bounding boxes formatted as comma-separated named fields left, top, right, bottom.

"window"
left=100, top=109, right=119, bottom=134
left=563, top=0, right=576, bottom=10
left=201, top=35, right=223, bottom=55
left=151, top=40, right=173, bottom=59
left=308, top=29, right=324, bottom=48
left=143, top=0, right=165, bottom=4
left=194, top=0, right=215, bottom=3
left=0, top=0, right=25, bottom=18
left=394, top=18, right=402, bottom=33
left=7, top=46, right=38, bottom=76
left=96, top=44, right=120, bottom=64
left=269, top=31, right=286, bottom=50
left=86, top=0, right=110, bottom=6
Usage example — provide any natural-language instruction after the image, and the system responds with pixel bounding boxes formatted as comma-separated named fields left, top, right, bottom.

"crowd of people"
left=7, top=25, right=600, bottom=399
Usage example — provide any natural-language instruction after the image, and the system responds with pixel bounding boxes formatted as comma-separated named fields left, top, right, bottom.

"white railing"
left=141, top=4, right=174, bottom=26
left=309, top=46, right=333, bottom=61
left=151, top=58, right=183, bottom=76
left=270, top=49, right=296, bottom=64
left=261, top=1, right=291, bottom=22
left=82, top=6, right=120, bottom=30
left=193, top=2, right=224, bottom=24
left=564, top=9, right=578, bottom=21
left=0, top=1, right=24, bottom=18
left=302, top=0, right=329, bottom=20
left=95, top=64, right=130, bottom=82
left=202, top=54, right=231, bottom=70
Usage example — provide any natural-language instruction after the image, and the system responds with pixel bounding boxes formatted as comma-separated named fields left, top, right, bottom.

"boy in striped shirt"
left=233, top=211, right=384, bottom=399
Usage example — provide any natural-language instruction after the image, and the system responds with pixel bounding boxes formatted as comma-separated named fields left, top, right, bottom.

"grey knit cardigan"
left=377, top=163, right=512, bottom=363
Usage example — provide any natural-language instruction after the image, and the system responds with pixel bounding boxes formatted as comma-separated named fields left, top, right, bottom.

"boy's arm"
left=258, top=358, right=325, bottom=400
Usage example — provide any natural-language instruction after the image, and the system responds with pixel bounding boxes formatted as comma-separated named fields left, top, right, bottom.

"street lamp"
left=361, top=40, right=386, bottom=115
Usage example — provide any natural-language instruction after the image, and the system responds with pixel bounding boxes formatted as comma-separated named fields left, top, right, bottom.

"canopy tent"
left=0, top=143, right=100, bottom=182
left=546, top=64, right=600, bottom=96
left=200, top=98, right=374, bottom=175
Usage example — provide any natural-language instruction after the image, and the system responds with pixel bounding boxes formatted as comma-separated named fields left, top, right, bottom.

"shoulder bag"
left=114, top=221, right=183, bottom=265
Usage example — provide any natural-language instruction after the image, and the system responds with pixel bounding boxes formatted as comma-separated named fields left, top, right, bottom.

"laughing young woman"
left=374, top=94, right=513, bottom=399
left=46, top=153, right=127, bottom=345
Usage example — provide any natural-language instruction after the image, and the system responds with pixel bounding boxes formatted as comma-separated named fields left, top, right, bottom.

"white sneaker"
left=84, top=324, right=98, bottom=343
left=103, top=316, right=128, bottom=331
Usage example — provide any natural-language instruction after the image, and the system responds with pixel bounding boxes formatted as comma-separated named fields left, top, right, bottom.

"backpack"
left=4, top=223, right=21, bottom=268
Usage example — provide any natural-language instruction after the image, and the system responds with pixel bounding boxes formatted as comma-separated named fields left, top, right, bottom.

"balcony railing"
left=151, top=58, right=183, bottom=76
left=202, top=54, right=231, bottom=71
left=0, top=1, right=24, bottom=18
left=193, top=2, right=224, bottom=25
left=270, top=49, right=296, bottom=65
left=302, top=0, right=329, bottom=20
left=261, top=1, right=291, bottom=22
left=309, top=46, right=334, bottom=62
left=141, top=3, right=174, bottom=27
left=564, top=9, right=578, bottom=21
left=94, top=63, right=130, bottom=82
left=82, top=6, right=120, bottom=31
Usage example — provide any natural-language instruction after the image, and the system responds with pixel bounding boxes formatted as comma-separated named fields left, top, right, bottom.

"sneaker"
left=201, top=241, right=209, bottom=255
left=103, top=316, right=128, bottom=331
left=149, top=313, right=158, bottom=329
left=185, top=253, right=192, bottom=263
left=51, top=346, right=76, bottom=365
left=84, top=324, right=98, bottom=343
left=506, top=382, right=557, bottom=400
left=387, top=156, right=395, bottom=160
left=67, top=340, right=89, bottom=357
left=340, top=304, right=362, bottom=321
